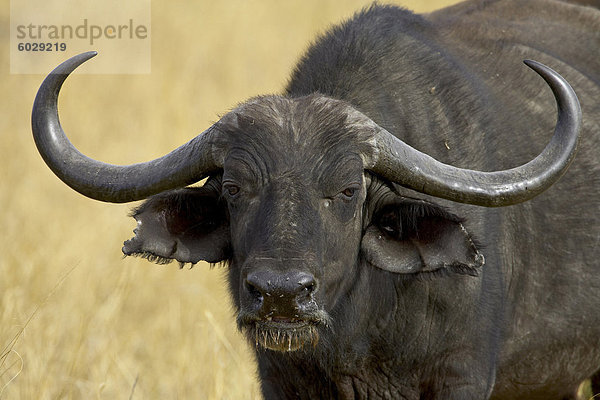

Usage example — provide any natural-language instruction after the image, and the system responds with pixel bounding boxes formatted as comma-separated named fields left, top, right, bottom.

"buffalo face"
left=221, top=97, right=373, bottom=351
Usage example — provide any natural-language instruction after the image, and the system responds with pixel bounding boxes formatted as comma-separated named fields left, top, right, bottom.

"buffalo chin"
left=246, top=322, right=319, bottom=352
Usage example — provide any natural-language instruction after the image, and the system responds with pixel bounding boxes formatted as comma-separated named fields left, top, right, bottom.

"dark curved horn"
left=370, top=60, right=581, bottom=207
left=32, top=52, right=221, bottom=203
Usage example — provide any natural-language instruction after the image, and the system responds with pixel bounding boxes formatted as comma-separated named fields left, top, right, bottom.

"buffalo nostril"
left=296, top=274, right=316, bottom=292
left=295, top=275, right=317, bottom=303
left=245, top=278, right=264, bottom=303
left=305, top=282, right=315, bottom=293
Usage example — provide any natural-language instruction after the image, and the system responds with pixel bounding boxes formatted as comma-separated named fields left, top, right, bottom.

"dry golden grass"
left=2, top=1, right=461, bottom=398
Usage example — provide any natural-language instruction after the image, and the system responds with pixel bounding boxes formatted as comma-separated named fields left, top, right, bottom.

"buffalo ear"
left=122, top=186, right=230, bottom=265
left=361, top=200, right=484, bottom=275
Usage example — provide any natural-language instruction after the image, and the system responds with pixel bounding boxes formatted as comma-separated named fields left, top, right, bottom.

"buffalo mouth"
left=239, top=314, right=329, bottom=352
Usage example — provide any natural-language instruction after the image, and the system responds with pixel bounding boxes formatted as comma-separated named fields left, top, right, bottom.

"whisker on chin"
left=245, top=323, right=320, bottom=352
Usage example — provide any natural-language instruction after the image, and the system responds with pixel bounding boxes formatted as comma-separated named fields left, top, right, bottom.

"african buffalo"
left=32, top=0, right=599, bottom=399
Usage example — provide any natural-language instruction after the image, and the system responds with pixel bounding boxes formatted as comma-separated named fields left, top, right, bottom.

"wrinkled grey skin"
left=34, top=0, right=600, bottom=399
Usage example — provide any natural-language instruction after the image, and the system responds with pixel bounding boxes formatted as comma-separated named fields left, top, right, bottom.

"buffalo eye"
left=338, top=185, right=360, bottom=201
left=342, top=188, right=356, bottom=197
left=223, top=183, right=240, bottom=197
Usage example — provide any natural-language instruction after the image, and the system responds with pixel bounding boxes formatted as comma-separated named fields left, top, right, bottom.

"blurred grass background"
left=1, top=1, right=463, bottom=398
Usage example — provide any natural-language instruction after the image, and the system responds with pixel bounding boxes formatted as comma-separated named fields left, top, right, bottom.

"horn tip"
left=78, top=50, right=98, bottom=62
